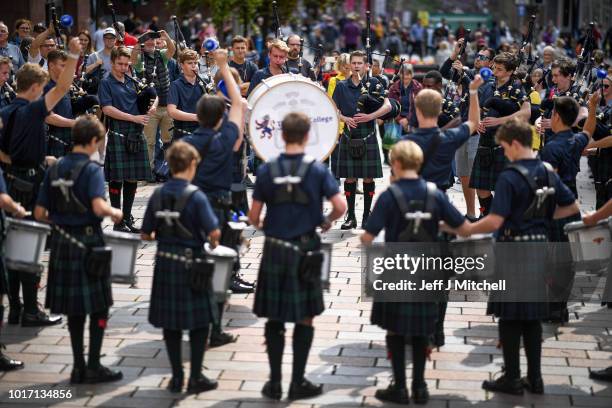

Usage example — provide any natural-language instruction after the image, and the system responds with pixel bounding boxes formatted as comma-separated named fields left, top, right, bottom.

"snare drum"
left=3, top=218, right=51, bottom=274
left=247, top=73, right=339, bottom=161
left=205, top=243, right=237, bottom=301
left=103, top=231, right=141, bottom=285
left=449, top=234, right=495, bottom=279
left=564, top=219, right=611, bottom=268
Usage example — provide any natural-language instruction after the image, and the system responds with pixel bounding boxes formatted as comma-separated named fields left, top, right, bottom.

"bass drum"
left=247, top=73, right=339, bottom=161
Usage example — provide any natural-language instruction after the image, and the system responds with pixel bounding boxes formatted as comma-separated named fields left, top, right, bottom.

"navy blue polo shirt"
left=365, top=178, right=465, bottom=242
left=0, top=97, right=49, bottom=167
left=403, top=124, right=471, bottom=189
left=333, top=77, right=371, bottom=117
left=168, top=75, right=204, bottom=115
left=539, top=130, right=588, bottom=190
left=36, top=153, right=106, bottom=226
left=229, top=60, right=258, bottom=83
left=167, top=58, right=181, bottom=82
left=98, top=74, right=139, bottom=115
left=0, top=166, right=7, bottom=193
left=253, top=153, right=339, bottom=240
left=247, top=67, right=273, bottom=96
left=141, top=178, right=219, bottom=248
left=43, top=80, right=73, bottom=120
left=491, top=158, right=576, bottom=236
left=183, top=119, right=239, bottom=194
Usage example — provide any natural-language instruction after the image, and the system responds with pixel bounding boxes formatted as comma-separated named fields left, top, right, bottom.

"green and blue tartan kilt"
left=336, top=125, right=383, bottom=179
left=486, top=235, right=550, bottom=321
left=149, top=243, right=218, bottom=330
left=47, top=126, right=72, bottom=158
left=253, top=234, right=325, bottom=322
left=45, top=226, right=113, bottom=316
left=469, top=138, right=508, bottom=191
left=172, top=120, right=198, bottom=141
left=370, top=302, right=439, bottom=337
left=104, top=119, right=152, bottom=182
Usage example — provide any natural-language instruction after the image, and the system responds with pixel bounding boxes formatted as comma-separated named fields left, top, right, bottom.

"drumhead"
left=103, top=231, right=142, bottom=243
left=247, top=73, right=339, bottom=162
left=564, top=219, right=609, bottom=233
left=6, top=218, right=51, bottom=232
left=205, top=243, right=237, bottom=258
left=452, top=233, right=494, bottom=242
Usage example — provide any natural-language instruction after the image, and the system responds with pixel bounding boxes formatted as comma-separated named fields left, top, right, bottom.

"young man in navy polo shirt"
left=0, top=37, right=82, bottom=327
left=167, top=49, right=205, bottom=139
left=44, top=50, right=76, bottom=158
left=247, top=40, right=288, bottom=96
left=183, top=48, right=248, bottom=347
left=229, top=36, right=258, bottom=97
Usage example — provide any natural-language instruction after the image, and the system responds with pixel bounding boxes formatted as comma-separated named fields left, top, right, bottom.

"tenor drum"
left=205, top=243, right=237, bottom=301
left=449, top=234, right=495, bottom=279
left=104, top=231, right=141, bottom=285
left=247, top=73, right=340, bottom=161
left=4, top=218, right=51, bottom=274
left=564, top=219, right=611, bottom=269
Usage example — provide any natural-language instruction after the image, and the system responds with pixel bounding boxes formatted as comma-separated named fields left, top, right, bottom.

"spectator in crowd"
left=10, top=18, right=31, bottom=47
left=342, top=15, right=361, bottom=52
left=0, top=23, right=25, bottom=71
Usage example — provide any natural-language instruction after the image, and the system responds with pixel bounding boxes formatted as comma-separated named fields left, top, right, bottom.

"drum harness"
left=388, top=182, right=437, bottom=242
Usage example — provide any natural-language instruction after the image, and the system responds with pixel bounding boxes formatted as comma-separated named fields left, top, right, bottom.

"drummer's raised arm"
left=213, top=49, right=246, bottom=135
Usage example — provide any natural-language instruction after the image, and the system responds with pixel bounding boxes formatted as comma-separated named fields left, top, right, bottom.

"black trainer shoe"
left=84, top=365, right=123, bottom=384
left=234, top=274, right=254, bottom=288
left=167, top=374, right=184, bottom=393
left=113, top=221, right=131, bottom=233
left=187, top=375, right=218, bottom=394
left=124, top=215, right=141, bottom=234
left=482, top=375, right=524, bottom=395
left=340, top=215, right=357, bottom=230
left=374, top=383, right=410, bottom=404
left=288, top=379, right=323, bottom=400
left=7, top=305, right=22, bottom=325
left=230, top=276, right=254, bottom=294
left=412, top=382, right=429, bottom=404
left=465, top=214, right=478, bottom=223
left=209, top=331, right=237, bottom=348
left=261, top=380, right=282, bottom=400
left=432, top=331, right=445, bottom=348
left=70, top=367, right=86, bottom=384
left=21, top=310, right=62, bottom=327
left=521, top=376, right=544, bottom=394
left=590, top=366, right=612, bottom=382
left=0, top=347, right=24, bottom=372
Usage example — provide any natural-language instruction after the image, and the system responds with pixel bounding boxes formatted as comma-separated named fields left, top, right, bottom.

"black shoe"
left=412, top=382, right=429, bottom=404
left=209, top=331, right=237, bottom=348
left=288, top=379, right=323, bottom=400
left=234, top=274, right=254, bottom=288
left=21, top=310, right=62, bottom=327
left=361, top=214, right=369, bottom=229
left=124, top=215, right=141, bottom=234
left=521, top=376, right=544, bottom=394
left=482, top=375, right=524, bottom=395
left=84, top=365, right=123, bottom=384
left=465, top=214, right=478, bottom=223
left=374, top=383, right=410, bottom=404
left=340, top=216, right=357, bottom=230
left=0, top=348, right=24, bottom=372
left=167, top=375, right=184, bottom=393
left=230, top=276, right=254, bottom=294
left=261, top=380, right=282, bottom=400
left=432, top=332, right=445, bottom=348
left=187, top=375, right=218, bottom=394
left=113, top=221, right=131, bottom=233
left=590, top=366, right=612, bottom=382
left=7, top=305, right=22, bottom=325
left=70, top=367, right=86, bottom=384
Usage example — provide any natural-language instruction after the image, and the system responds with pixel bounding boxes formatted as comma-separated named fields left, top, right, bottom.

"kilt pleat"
left=45, top=227, right=113, bottom=315
left=370, top=302, right=439, bottom=337
left=336, top=125, right=383, bottom=179
left=172, top=121, right=198, bottom=141
left=253, top=235, right=324, bottom=322
left=148, top=243, right=217, bottom=330
left=47, top=126, right=72, bottom=158
left=469, top=137, right=508, bottom=191
left=104, top=119, right=152, bottom=181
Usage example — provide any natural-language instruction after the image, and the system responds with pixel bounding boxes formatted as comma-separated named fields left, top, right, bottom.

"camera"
left=139, top=31, right=161, bottom=43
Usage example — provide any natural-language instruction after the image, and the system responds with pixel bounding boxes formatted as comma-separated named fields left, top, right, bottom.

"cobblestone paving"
left=0, top=158, right=610, bottom=407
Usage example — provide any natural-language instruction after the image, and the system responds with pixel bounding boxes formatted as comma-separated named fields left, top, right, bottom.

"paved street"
left=0, top=157, right=610, bottom=408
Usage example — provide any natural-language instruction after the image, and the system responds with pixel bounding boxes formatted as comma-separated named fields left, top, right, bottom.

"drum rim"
left=564, top=218, right=610, bottom=233
left=6, top=218, right=52, bottom=231
left=246, top=73, right=340, bottom=162
left=103, top=230, right=142, bottom=242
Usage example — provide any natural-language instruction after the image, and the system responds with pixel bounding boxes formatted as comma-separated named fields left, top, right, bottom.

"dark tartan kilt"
left=47, top=126, right=72, bottom=158
left=253, top=234, right=325, bottom=322
left=371, top=301, right=438, bottom=337
left=172, top=121, right=198, bottom=141
left=149, top=243, right=217, bottom=330
left=104, top=119, right=151, bottom=182
left=486, top=235, right=549, bottom=321
left=336, top=125, right=383, bottom=179
left=469, top=132, right=508, bottom=191
left=45, top=226, right=113, bottom=315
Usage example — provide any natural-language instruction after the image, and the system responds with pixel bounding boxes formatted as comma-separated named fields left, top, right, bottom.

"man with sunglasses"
left=0, top=23, right=24, bottom=72
left=27, top=25, right=57, bottom=71
left=441, top=38, right=495, bottom=83
left=86, top=27, right=116, bottom=81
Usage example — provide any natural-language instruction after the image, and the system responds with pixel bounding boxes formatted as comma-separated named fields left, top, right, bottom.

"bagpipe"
left=443, top=30, right=471, bottom=117
left=1, top=82, right=16, bottom=106
left=106, top=1, right=124, bottom=44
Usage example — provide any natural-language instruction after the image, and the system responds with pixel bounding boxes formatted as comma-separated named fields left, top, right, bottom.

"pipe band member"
left=249, top=111, right=346, bottom=401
